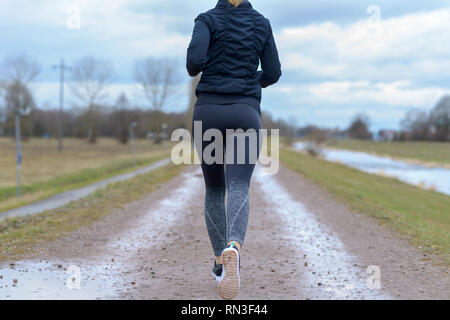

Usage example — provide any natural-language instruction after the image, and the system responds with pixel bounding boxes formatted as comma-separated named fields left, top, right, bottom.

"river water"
left=294, top=142, right=450, bottom=196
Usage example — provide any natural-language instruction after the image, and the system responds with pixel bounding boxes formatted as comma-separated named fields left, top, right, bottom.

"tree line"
left=292, top=95, right=450, bottom=142
left=0, top=92, right=299, bottom=144
left=0, top=55, right=181, bottom=144
left=1, top=55, right=448, bottom=144
left=398, top=95, right=450, bottom=141
left=0, top=56, right=294, bottom=144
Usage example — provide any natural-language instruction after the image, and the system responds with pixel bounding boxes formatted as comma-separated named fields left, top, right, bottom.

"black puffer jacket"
left=187, top=0, right=282, bottom=103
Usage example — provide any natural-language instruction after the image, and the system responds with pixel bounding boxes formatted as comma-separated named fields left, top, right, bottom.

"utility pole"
left=161, top=122, right=168, bottom=143
left=14, top=106, right=31, bottom=197
left=53, top=58, right=71, bottom=152
left=129, top=122, right=138, bottom=166
left=15, top=112, right=22, bottom=197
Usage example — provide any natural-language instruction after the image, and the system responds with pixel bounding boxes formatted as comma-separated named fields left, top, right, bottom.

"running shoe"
left=218, top=242, right=240, bottom=300
left=212, top=261, right=223, bottom=282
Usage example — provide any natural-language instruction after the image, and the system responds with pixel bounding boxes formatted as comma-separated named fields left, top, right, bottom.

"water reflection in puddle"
left=0, top=171, right=204, bottom=300
left=0, top=260, right=119, bottom=300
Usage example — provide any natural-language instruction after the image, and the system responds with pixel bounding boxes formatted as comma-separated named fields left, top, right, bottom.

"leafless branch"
left=1, top=55, right=41, bottom=85
left=4, top=81, right=35, bottom=114
left=134, top=57, right=179, bottom=110
left=70, top=56, right=114, bottom=107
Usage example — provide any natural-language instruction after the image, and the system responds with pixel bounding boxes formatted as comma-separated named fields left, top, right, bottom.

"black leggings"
left=192, top=103, right=262, bottom=256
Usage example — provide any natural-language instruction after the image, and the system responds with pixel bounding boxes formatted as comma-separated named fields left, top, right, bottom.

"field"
left=325, top=139, right=450, bottom=166
left=281, top=148, right=450, bottom=265
left=0, top=137, right=172, bottom=212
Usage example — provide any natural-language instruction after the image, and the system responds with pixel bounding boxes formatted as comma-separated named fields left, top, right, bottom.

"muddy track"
left=0, top=165, right=448, bottom=299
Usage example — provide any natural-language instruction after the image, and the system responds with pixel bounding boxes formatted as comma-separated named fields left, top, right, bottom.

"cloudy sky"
left=1, top=0, right=449, bottom=130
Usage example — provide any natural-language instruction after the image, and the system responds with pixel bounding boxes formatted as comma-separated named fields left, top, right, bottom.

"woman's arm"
left=258, top=22, right=282, bottom=88
left=186, top=20, right=211, bottom=77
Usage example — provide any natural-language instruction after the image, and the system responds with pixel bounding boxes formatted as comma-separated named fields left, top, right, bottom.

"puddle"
left=255, top=167, right=391, bottom=300
left=0, top=169, right=204, bottom=300
left=0, top=260, right=119, bottom=300
left=295, top=142, right=450, bottom=196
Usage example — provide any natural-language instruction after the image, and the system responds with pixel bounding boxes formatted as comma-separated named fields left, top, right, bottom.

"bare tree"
left=430, top=95, right=450, bottom=141
left=306, top=127, right=328, bottom=156
left=1, top=55, right=40, bottom=138
left=0, top=80, right=6, bottom=95
left=1, top=55, right=41, bottom=86
left=71, top=56, right=114, bottom=143
left=347, top=113, right=372, bottom=140
left=5, top=82, right=34, bottom=114
left=400, top=109, right=431, bottom=140
left=4, top=81, right=35, bottom=138
left=134, top=57, right=179, bottom=143
left=112, top=93, right=132, bottom=144
left=134, top=57, right=179, bottom=110
left=0, top=81, right=5, bottom=129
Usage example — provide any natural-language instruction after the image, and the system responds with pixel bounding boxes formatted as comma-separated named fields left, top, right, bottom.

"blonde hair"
left=228, top=0, right=244, bottom=8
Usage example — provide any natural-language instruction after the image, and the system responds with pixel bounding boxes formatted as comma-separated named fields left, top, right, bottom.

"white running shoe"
left=218, top=242, right=240, bottom=300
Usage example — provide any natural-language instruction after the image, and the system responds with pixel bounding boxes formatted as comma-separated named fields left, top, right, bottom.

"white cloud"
left=283, top=53, right=345, bottom=76
left=0, top=0, right=192, bottom=59
left=271, top=81, right=447, bottom=108
left=276, top=7, right=450, bottom=82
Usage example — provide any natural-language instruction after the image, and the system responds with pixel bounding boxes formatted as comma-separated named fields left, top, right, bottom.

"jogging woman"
left=186, top=0, right=281, bottom=300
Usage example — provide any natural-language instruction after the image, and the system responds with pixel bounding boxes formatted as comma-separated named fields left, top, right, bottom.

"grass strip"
left=0, top=152, right=169, bottom=212
left=281, top=148, right=450, bottom=265
left=0, top=162, right=184, bottom=261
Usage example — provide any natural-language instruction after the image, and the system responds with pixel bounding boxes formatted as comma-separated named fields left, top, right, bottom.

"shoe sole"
left=218, top=248, right=240, bottom=300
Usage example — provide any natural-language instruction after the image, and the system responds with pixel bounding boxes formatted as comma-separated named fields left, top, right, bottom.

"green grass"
left=281, top=148, right=450, bottom=265
left=0, top=137, right=171, bottom=187
left=0, top=163, right=184, bottom=261
left=325, top=139, right=450, bottom=165
left=0, top=153, right=169, bottom=212
left=0, top=137, right=172, bottom=212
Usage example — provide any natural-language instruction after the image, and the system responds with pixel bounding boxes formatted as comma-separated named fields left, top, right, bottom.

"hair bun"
left=228, top=0, right=244, bottom=8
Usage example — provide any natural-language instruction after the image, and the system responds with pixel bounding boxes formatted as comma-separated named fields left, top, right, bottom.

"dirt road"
left=0, top=165, right=448, bottom=299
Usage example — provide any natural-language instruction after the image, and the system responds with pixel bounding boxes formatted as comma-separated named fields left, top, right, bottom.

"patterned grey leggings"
left=193, top=103, right=262, bottom=256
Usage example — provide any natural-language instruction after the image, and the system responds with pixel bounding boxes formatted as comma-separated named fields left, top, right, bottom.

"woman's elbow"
left=263, top=69, right=282, bottom=87
left=186, top=64, right=199, bottom=77
left=271, top=68, right=282, bottom=84
left=186, top=60, right=201, bottom=77
left=186, top=57, right=205, bottom=77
